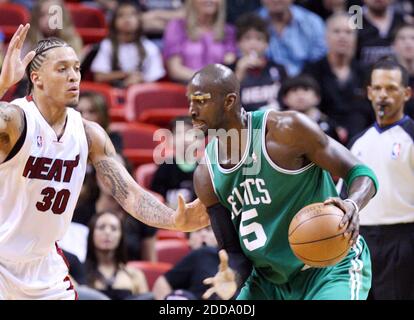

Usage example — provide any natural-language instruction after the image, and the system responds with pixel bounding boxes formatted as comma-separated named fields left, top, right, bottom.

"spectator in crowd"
left=230, top=13, right=287, bottom=112
left=303, top=13, right=373, bottom=144
left=163, top=0, right=237, bottom=83
left=258, top=0, right=327, bottom=76
left=152, top=226, right=220, bottom=300
left=356, top=0, right=407, bottom=68
left=85, top=211, right=149, bottom=300
left=138, top=0, right=185, bottom=48
left=392, top=23, right=414, bottom=118
left=301, top=0, right=361, bottom=20
left=61, top=248, right=111, bottom=300
left=91, top=1, right=165, bottom=88
left=151, top=116, right=198, bottom=209
left=346, top=58, right=414, bottom=299
left=393, top=0, right=414, bottom=17
left=23, top=0, right=83, bottom=56
left=279, top=74, right=341, bottom=141
left=226, top=0, right=261, bottom=24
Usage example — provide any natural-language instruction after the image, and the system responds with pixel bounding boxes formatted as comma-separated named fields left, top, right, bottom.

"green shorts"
left=237, top=236, right=372, bottom=300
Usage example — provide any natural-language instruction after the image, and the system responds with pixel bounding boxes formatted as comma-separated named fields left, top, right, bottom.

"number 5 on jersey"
left=240, top=208, right=267, bottom=251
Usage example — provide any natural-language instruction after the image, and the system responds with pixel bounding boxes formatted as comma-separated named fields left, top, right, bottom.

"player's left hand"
left=173, top=195, right=210, bottom=232
left=202, top=250, right=237, bottom=300
left=324, top=197, right=359, bottom=246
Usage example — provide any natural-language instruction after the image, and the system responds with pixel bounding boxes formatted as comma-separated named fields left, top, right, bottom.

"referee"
left=348, top=58, right=414, bottom=299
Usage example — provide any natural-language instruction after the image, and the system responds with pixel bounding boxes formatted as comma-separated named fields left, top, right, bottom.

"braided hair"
left=26, top=37, right=70, bottom=95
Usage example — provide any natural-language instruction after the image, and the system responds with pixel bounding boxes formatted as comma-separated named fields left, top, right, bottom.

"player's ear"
left=223, top=93, right=237, bottom=112
left=31, top=71, right=43, bottom=89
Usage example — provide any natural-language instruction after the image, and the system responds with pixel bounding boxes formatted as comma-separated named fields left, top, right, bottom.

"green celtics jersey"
left=204, top=110, right=339, bottom=284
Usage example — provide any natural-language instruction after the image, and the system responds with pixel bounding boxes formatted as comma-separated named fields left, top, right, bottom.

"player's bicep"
left=297, top=115, right=359, bottom=178
left=193, top=162, right=219, bottom=207
left=84, top=120, right=137, bottom=206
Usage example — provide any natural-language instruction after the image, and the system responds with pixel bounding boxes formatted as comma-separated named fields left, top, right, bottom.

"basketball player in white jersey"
left=0, top=24, right=209, bottom=300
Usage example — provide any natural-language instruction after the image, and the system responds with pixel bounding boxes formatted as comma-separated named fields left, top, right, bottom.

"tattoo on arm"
left=95, top=159, right=130, bottom=206
left=133, top=191, right=175, bottom=229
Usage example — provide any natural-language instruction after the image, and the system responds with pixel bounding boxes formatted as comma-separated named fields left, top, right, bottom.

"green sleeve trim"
left=345, top=164, right=379, bottom=196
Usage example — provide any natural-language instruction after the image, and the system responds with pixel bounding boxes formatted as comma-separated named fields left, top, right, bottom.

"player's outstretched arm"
left=84, top=119, right=210, bottom=231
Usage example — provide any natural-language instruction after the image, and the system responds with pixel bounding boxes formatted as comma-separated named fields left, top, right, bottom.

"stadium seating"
left=156, top=229, right=187, bottom=241
left=0, top=3, right=30, bottom=42
left=127, top=261, right=173, bottom=290
left=125, top=82, right=189, bottom=126
left=134, top=163, right=158, bottom=189
left=80, top=81, right=126, bottom=122
left=109, top=122, right=161, bottom=167
left=155, top=239, right=191, bottom=265
left=66, top=3, right=107, bottom=44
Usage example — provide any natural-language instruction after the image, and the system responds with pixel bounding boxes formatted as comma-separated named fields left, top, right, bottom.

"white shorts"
left=0, top=244, right=77, bottom=300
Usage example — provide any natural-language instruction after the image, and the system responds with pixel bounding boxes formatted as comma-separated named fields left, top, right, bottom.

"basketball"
left=288, top=202, right=351, bottom=267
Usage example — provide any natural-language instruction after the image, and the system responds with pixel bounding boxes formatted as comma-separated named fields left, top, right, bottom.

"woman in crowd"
left=91, top=1, right=165, bottom=88
left=85, top=211, right=149, bottom=300
left=163, top=0, right=237, bottom=82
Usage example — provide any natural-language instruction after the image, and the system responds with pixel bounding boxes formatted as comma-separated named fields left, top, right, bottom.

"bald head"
left=190, top=64, right=240, bottom=98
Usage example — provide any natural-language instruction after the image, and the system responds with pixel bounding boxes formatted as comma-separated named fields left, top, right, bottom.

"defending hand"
left=202, top=250, right=237, bottom=300
left=173, top=194, right=210, bottom=232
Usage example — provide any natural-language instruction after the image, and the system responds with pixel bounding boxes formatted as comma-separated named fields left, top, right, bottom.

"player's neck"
left=217, top=115, right=248, bottom=166
left=32, top=92, right=67, bottom=127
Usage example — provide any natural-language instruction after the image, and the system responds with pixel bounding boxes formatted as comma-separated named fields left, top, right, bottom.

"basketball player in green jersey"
left=188, top=64, right=379, bottom=300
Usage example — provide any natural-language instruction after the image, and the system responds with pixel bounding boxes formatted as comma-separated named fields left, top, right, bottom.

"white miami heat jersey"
left=0, top=97, right=88, bottom=262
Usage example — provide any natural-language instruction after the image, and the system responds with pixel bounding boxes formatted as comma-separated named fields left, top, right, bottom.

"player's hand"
left=324, top=197, right=359, bottom=245
left=202, top=250, right=237, bottom=300
left=173, top=194, right=210, bottom=232
left=0, top=24, right=35, bottom=90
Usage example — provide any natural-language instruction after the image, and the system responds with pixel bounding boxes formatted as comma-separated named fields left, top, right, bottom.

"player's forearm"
left=93, top=156, right=177, bottom=229
left=127, top=188, right=177, bottom=230
left=347, top=176, right=376, bottom=212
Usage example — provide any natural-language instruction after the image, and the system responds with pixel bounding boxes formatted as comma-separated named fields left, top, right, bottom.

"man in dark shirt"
left=356, top=0, right=407, bottom=68
left=303, top=13, right=373, bottom=143
left=152, top=227, right=221, bottom=300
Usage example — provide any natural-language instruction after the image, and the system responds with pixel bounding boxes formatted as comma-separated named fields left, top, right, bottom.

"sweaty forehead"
left=188, top=73, right=218, bottom=94
left=42, top=46, right=80, bottom=65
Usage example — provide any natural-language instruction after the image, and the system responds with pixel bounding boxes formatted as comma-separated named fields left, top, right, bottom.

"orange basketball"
left=288, top=202, right=351, bottom=267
